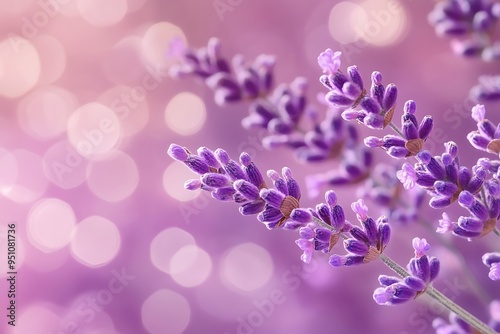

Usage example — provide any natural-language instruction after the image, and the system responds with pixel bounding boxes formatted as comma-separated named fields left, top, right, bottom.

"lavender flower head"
left=373, top=238, right=440, bottom=306
left=470, top=75, right=500, bottom=101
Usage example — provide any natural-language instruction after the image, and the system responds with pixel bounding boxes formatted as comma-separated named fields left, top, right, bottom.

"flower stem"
left=494, top=227, right=500, bottom=238
left=388, top=121, right=405, bottom=138
left=311, top=217, right=495, bottom=333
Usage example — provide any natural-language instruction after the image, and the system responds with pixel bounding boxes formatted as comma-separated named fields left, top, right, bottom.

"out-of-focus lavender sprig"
left=373, top=238, right=440, bottom=305
left=483, top=252, right=500, bottom=280
left=433, top=300, right=500, bottom=333
left=358, top=163, right=426, bottom=225
left=169, top=37, right=275, bottom=104
left=170, top=39, right=373, bottom=194
left=428, top=0, right=500, bottom=60
left=471, top=75, right=500, bottom=101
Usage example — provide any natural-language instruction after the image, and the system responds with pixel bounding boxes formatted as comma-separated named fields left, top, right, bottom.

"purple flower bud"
left=185, top=156, right=210, bottom=174
left=316, top=203, right=331, bottom=225
left=473, top=11, right=494, bottom=31
left=342, top=82, right=362, bottom=100
left=459, top=191, right=489, bottom=220
left=290, top=208, right=312, bottom=224
left=418, top=116, right=434, bottom=140
left=429, top=196, right=452, bottom=209
left=458, top=166, right=472, bottom=188
left=350, top=226, right=370, bottom=244
left=467, top=132, right=490, bottom=150
left=416, top=172, right=437, bottom=187
left=409, top=256, right=430, bottom=282
left=382, top=135, right=406, bottom=148
left=434, top=180, right=458, bottom=196
left=168, top=144, right=189, bottom=161
left=197, top=147, right=220, bottom=168
left=260, top=189, right=285, bottom=209
left=361, top=96, right=382, bottom=114
left=212, top=187, right=236, bottom=201
left=284, top=167, right=301, bottom=199
left=363, top=113, right=384, bottom=129
left=457, top=216, right=484, bottom=233
left=445, top=141, right=458, bottom=158
left=429, top=257, right=440, bottom=282
left=315, top=228, right=331, bottom=242
left=325, top=190, right=338, bottom=207
left=347, top=65, right=364, bottom=90
left=258, top=207, right=282, bottom=229
left=299, top=226, right=315, bottom=239
left=362, top=217, right=378, bottom=246
left=372, top=71, right=383, bottom=85
left=239, top=200, right=266, bottom=215
left=378, top=275, right=400, bottom=286
left=215, top=148, right=230, bottom=165
left=329, top=254, right=364, bottom=267
left=382, top=84, right=398, bottom=111
left=331, top=205, right=346, bottom=231
left=233, top=180, right=260, bottom=201
left=388, top=146, right=410, bottom=158
left=205, top=72, right=240, bottom=92
left=344, top=239, right=369, bottom=255
left=403, top=121, right=419, bottom=140
left=326, top=92, right=353, bottom=106
left=378, top=223, right=391, bottom=249
left=417, top=152, right=446, bottom=180
left=341, top=109, right=363, bottom=121
left=478, top=120, right=496, bottom=139
left=404, top=100, right=417, bottom=115
left=202, top=173, right=230, bottom=188
left=403, top=276, right=426, bottom=291
left=373, top=284, right=416, bottom=305
left=364, top=136, right=383, bottom=148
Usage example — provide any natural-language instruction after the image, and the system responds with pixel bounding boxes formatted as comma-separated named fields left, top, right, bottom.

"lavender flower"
left=259, top=167, right=304, bottom=229
left=482, top=252, right=500, bottom=280
left=373, top=238, right=440, bottom=305
left=428, top=0, right=500, bottom=60
left=167, top=144, right=266, bottom=215
left=170, top=38, right=275, bottom=104
left=328, top=199, right=391, bottom=266
left=364, top=100, right=434, bottom=158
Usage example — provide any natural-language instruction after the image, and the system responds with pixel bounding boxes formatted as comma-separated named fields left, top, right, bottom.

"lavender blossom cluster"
left=168, top=26, right=500, bottom=332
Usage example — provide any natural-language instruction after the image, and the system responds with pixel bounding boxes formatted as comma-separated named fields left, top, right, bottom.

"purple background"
left=0, top=0, right=499, bottom=333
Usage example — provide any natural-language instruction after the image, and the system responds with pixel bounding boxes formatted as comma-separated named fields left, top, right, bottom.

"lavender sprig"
left=428, top=0, right=500, bottom=60
left=373, top=238, right=439, bottom=305
left=167, top=144, right=497, bottom=334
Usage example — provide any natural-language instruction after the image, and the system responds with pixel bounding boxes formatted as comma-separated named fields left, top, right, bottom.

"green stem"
left=311, top=217, right=495, bottom=334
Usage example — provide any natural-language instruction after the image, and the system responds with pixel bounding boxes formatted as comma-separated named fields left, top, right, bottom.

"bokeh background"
left=0, top=0, right=499, bottom=333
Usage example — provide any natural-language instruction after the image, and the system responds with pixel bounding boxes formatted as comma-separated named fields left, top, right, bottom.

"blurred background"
left=0, top=0, right=499, bottom=333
